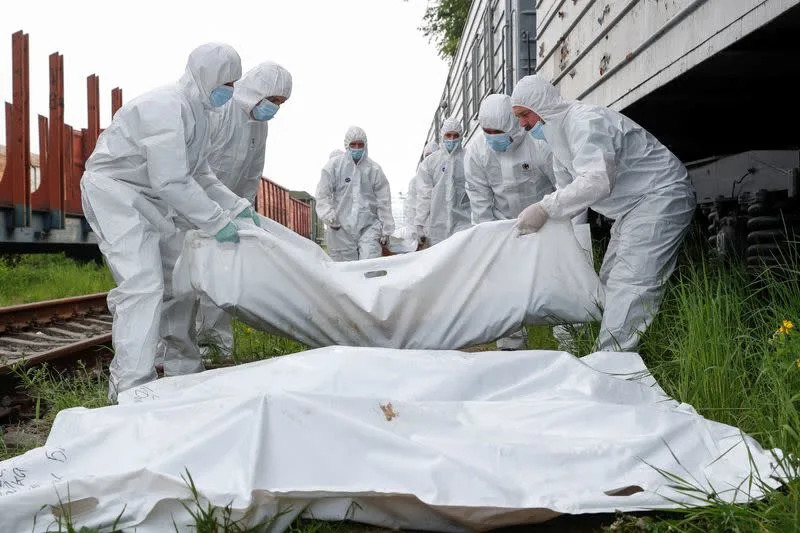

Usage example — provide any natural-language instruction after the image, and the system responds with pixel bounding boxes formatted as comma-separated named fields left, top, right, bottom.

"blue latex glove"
left=214, top=222, right=240, bottom=243
left=236, top=207, right=260, bottom=227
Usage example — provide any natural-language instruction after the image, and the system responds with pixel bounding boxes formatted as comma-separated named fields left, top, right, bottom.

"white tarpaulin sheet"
left=174, top=218, right=602, bottom=349
left=0, top=347, right=783, bottom=533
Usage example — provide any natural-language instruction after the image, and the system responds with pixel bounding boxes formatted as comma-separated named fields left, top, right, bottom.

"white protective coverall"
left=315, top=127, right=395, bottom=261
left=194, top=61, right=293, bottom=357
left=80, top=43, right=244, bottom=400
left=465, top=94, right=556, bottom=350
left=403, top=140, right=438, bottom=240
left=511, top=74, right=696, bottom=351
left=465, top=94, right=555, bottom=224
left=415, top=118, right=472, bottom=246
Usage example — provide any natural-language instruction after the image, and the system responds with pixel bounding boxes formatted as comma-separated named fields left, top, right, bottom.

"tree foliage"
left=419, top=0, right=472, bottom=60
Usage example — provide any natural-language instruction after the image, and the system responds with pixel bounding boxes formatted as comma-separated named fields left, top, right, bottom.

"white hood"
left=178, top=42, right=242, bottom=110
left=510, top=74, right=573, bottom=123
left=233, top=61, right=293, bottom=115
left=479, top=94, right=526, bottom=146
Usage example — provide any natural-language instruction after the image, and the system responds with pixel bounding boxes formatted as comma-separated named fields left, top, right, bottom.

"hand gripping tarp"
left=0, top=348, right=785, bottom=532
left=173, top=217, right=602, bottom=348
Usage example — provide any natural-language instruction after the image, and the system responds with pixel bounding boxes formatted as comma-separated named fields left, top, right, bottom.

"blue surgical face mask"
left=529, top=120, right=546, bottom=141
left=209, top=85, right=234, bottom=108
left=443, top=138, right=461, bottom=153
left=349, top=148, right=365, bottom=161
left=485, top=132, right=512, bottom=152
left=252, top=99, right=279, bottom=121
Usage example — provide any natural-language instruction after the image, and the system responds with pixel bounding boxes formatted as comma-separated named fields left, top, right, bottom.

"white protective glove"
left=515, top=203, right=549, bottom=236
left=379, top=235, right=389, bottom=246
left=328, top=218, right=341, bottom=230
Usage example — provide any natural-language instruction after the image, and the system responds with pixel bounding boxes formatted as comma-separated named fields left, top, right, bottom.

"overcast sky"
left=0, top=0, right=450, bottom=197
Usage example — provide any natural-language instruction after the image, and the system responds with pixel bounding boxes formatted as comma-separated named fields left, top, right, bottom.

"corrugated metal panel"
left=288, top=197, right=311, bottom=239
left=0, top=113, right=13, bottom=208
left=65, top=128, right=84, bottom=215
left=534, top=0, right=800, bottom=110
left=255, top=177, right=314, bottom=238
left=262, top=178, right=289, bottom=226
left=423, top=0, right=536, bottom=154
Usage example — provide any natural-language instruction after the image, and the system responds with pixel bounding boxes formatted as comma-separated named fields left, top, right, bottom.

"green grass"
left=15, top=361, right=112, bottom=423
left=0, top=254, right=114, bottom=306
left=230, top=321, right=307, bottom=363
left=0, top=361, right=111, bottom=461
left=525, top=250, right=800, bottom=532
left=527, top=325, right=559, bottom=350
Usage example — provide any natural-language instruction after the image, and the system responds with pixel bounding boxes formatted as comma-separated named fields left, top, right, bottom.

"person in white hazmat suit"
left=511, top=74, right=696, bottom=352
left=193, top=61, right=293, bottom=359
left=315, top=126, right=395, bottom=261
left=414, top=118, right=472, bottom=246
left=403, top=140, right=438, bottom=242
left=464, top=94, right=556, bottom=350
left=81, top=43, right=246, bottom=401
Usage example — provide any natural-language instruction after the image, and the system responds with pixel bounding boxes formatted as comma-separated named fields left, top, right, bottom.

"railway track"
left=0, top=293, right=112, bottom=373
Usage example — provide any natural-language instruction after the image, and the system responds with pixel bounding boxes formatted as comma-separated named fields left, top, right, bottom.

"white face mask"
left=529, top=120, right=546, bottom=141
left=348, top=147, right=365, bottom=161
left=443, top=138, right=461, bottom=153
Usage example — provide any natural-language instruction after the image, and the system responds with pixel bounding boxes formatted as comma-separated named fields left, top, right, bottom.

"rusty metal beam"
left=10, top=30, right=31, bottom=227
left=22, top=32, right=31, bottom=222
left=63, top=124, right=80, bottom=215
left=47, top=52, right=65, bottom=229
left=0, top=292, right=109, bottom=333
left=31, top=114, right=49, bottom=210
left=86, top=74, right=100, bottom=158
left=111, top=87, right=122, bottom=117
left=0, top=333, right=112, bottom=374
left=1, top=102, right=13, bottom=207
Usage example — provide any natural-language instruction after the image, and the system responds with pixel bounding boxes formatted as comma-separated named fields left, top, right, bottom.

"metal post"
left=3, top=103, right=14, bottom=214
left=505, top=0, right=514, bottom=93
left=11, top=31, right=31, bottom=227
left=62, top=124, right=76, bottom=215
left=31, top=114, right=49, bottom=213
left=111, top=87, right=122, bottom=117
left=47, top=52, right=65, bottom=229
left=86, top=74, right=100, bottom=158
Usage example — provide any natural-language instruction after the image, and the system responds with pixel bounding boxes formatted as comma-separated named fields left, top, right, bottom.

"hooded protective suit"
left=511, top=75, right=696, bottom=351
left=464, top=95, right=556, bottom=350
left=194, top=61, right=293, bottom=358
left=403, top=140, right=438, bottom=238
left=315, top=126, right=395, bottom=261
left=81, top=43, right=243, bottom=400
left=465, top=94, right=555, bottom=223
left=414, top=118, right=472, bottom=245
left=205, top=61, right=292, bottom=203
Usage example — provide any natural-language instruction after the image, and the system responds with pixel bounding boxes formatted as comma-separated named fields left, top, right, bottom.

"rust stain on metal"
left=597, top=4, right=611, bottom=25
left=0, top=293, right=109, bottom=333
left=559, top=39, right=571, bottom=71
left=380, top=402, right=398, bottom=421
left=599, top=53, right=611, bottom=75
